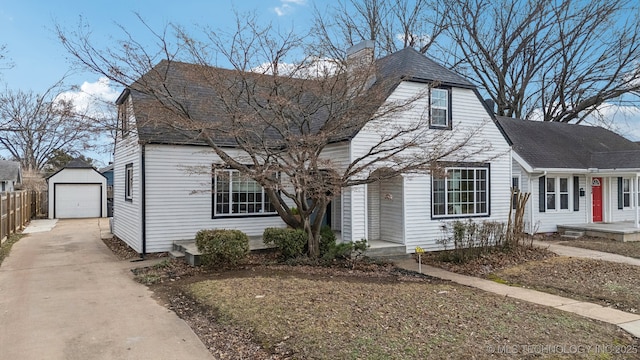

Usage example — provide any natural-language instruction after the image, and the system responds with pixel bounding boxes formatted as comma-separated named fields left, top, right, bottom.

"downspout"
left=636, top=174, right=639, bottom=228
left=141, top=144, right=147, bottom=258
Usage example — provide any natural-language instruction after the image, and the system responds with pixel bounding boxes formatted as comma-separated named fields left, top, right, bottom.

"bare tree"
left=58, top=14, right=488, bottom=257
left=0, top=81, right=98, bottom=171
left=440, top=0, right=640, bottom=123
left=0, top=44, right=12, bottom=74
left=311, top=0, right=447, bottom=60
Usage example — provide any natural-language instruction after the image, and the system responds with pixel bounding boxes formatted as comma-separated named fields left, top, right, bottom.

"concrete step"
left=172, top=241, right=201, bottom=266
left=561, top=230, right=585, bottom=239
left=364, top=244, right=407, bottom=259
left=169, top=250, right=185, bottom=259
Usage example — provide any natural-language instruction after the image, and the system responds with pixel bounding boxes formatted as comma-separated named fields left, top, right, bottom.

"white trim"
left=511, top=152, right=534, bottom=173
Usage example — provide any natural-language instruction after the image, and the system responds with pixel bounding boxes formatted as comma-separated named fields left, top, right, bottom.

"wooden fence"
left=0, top=191, right=47, bottom=243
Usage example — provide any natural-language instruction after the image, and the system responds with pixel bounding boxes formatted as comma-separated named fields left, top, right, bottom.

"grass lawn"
left=492, top=256, right=640, bottom=314
left=559, top=238, right=640, bottom=259
left=187, top=272, right=636, bottom=359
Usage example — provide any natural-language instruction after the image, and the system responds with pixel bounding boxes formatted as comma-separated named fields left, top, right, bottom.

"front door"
left=592, top=177, right=603, bottom=222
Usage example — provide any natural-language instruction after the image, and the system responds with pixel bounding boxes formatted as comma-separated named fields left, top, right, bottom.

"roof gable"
left=0, top=160, right=21, bottom=182
left=496, top=116, right=640, bottom=170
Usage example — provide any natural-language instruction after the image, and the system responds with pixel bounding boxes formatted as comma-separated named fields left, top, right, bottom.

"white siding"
left=607, top=176, right=638, bottom=222
left=341, top=188, right=352, bottom=241
left=367, top=181, right=380, bottom=241
left=379, top=176, right=404, bottom=243
left=143, top=145, right=288, bottom=252
left=349, top=82, right=512, bottom=252
left=528, top=173, right=589, bottom=233
left=112, top=97, right=143, bottom=253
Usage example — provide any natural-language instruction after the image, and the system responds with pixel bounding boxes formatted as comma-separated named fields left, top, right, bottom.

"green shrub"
left=263, top=227, right=307, bottom=259
left=319, top=225, right=337, bottom=255
left=195, top=229, right=249, bottom=267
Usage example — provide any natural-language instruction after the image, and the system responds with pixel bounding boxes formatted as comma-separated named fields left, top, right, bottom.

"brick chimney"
left=346, top=40, right=376, bottom=89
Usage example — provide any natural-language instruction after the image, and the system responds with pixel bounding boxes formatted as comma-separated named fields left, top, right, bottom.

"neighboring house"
left=112, top=44, right=512, bottom=255
left=100, top=164, right=114, bottom=217
left=497, top=117, right=640, bottom=233
left=0, top=160, right=22, bottom=192
left=47, top=158, right=108, bottom=219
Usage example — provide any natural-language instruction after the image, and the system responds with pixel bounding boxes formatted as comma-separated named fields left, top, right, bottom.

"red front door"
left=592, top=177, right=603, bottom=222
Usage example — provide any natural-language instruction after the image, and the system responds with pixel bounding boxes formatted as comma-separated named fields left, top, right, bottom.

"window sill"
left=212, top=213, right=280, bottom=220
left=431, top=213, right=490, bottom=220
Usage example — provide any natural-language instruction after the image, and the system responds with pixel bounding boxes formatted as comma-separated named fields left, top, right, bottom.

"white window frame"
left=430, top=88, right=450, bottom=128
left=622, top=178, right=632, bottom=209
left=432, top=167, right=489, bottom=218
left=546, top=176, right=571, bottom=212
left=213, top=169, right=278, bottom=217
left=511, top=175, right=520, bottom=210
left=125, top=163, right=133, bottom=201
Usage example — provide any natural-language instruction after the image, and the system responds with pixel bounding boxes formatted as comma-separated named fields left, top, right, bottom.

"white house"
left=0, top=160, right=22, bottom=192
left=112, top=44, right=512, bottom=255
left=496, top=117, right=640, bottom=233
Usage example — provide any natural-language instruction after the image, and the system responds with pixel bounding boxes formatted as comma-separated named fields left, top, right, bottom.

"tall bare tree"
left=0, top=81, right=97, bottom=171
left=312, top=0, right=446, bottom=60
left=440, top=0, right=640, bottom=123
left=58, top=14, right=488, bottom=257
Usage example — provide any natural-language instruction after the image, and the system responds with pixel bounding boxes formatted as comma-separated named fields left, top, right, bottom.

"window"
left=213, top=169, right=277, bottom=216
left=559, top=178, right=569, bottom=210
left=545, top=176, right=569, bottom=211
left=546, top=178, right=556, bottom=210
left=511, top=176, right=520, bottom=209
left=430, top=88, right=450, bottom=128
left=125, top=163, right=133, bottom=201
left=119, top=103, right=129, bottom=137
left=432, top=167, right=489, bottom=217
left=623, top=178, right=631, bottom=208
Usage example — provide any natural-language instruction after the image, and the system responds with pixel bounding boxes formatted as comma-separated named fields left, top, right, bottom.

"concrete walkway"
left=532, top=239, right=640, bottom=266
left=394, top=256, right=640, bottom=338
left=0, top=218, right=213, bottom=360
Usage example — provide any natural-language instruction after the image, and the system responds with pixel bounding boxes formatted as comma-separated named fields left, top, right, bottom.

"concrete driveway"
left=0, top=218, right=212, bottom=360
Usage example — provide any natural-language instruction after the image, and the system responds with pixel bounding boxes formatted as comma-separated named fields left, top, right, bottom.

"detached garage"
left=47, top=159, right=107, bottom=219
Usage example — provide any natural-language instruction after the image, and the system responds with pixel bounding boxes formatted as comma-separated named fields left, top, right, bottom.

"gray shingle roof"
left=65, top=158, right=94, bottom=169
left=0, top=160, right=21, bottom=182
left=125, top=47, right=476, bottom=145
left=496, top=116, right=640, bottom=170
left=375, top=47, right=475, bottom=88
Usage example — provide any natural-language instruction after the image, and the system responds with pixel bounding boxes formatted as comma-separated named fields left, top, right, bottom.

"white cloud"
left=56, top=77, right=119, bottom=117
left=252, top=57, right=339, bottom=78
left=395, top=33, right=431, bottom=48
left=273, top=0, right=307, bottom=16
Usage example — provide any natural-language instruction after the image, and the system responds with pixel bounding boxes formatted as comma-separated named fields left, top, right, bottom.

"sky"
left=1, top=0, right=639, bottom=167
left=0, top=0, right=318, bottom=167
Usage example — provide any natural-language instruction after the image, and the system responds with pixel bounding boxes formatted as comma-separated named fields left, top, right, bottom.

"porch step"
left=169, top=250, right=185, bottom=260
left=173, top=241, right=202, bottom=266
left=561, top=230, right=585, bottom=239
left=364, top=244, right=408, bottom=260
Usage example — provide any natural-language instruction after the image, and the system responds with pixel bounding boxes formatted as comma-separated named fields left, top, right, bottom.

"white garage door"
left=55, top=184, right=101, bottom=218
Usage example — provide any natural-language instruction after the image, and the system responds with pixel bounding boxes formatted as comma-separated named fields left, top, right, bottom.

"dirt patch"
left=558, top=238, right=640, bottom=259
left=420, top=245, right=557, bottom=276
left=102, top=235, right=166, bottom=260
left=492, top=256, right=640, bottom=313
left=130, top=252, right=638, bottom=360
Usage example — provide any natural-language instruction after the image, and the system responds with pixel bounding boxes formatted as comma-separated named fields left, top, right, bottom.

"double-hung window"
left=432, top=166, right=489, bottom=218
left=545, top=177, right=569, bottom=211
left=213, top=169, right=277, bottom=216
left=430, top=88, right=450, bottom=129
left=125, top=163, right=133, bottom=201
left=623, top=178, right=631, bottom=208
